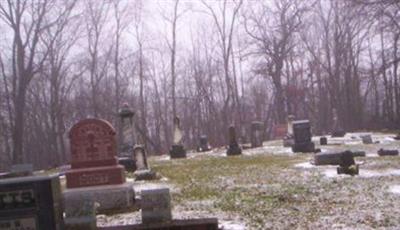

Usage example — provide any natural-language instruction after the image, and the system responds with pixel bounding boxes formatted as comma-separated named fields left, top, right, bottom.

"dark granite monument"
left=320, top=136, right=328, bottom=145
left=227, top=125, right=242, bottom=156
left=197, top=135, right=211, bottom=152
left=291, top=120, right=315, bottom=153
left=170, top=116, right=186, bottom=159
left=0, top=175, right=63, bottom=230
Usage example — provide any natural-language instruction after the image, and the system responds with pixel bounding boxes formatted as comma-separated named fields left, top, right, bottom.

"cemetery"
left=0, top=1, right=399, bottom=229
left=0, top=111, right=399, bottom=229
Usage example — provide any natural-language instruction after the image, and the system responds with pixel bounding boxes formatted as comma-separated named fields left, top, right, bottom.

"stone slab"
left=141, top=188, right=172, bottom=224
left=63, top=183, right=135, bottom=214
left=118, top=157, right=136, bottom=172
left=98, top=218, right=219, bottom=230
left=378, top=149, right=399, bottom=156
left=66, top=165, right=125, bottom=188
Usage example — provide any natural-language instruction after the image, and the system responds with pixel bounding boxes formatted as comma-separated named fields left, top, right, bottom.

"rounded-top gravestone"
left=69, top=119, right=118, bottom=169
left=66, top=118, right=125, bottom=188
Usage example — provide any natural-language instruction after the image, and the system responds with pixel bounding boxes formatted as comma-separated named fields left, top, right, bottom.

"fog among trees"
left=0, top=0, right=399, bottom=170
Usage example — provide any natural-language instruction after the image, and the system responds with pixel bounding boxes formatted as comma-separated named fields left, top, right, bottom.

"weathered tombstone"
left=141, top=188, right=172, bottom=224
left=250, top=121, right=264, bottom=148
left=320, top=136, right=328, bottom=145
left=291, top=120, right=315, bottom=153
left=0, top=175, right=63, bottom=230
left=197, top=135, right=211, bottom=152
left=169, top=116, right=186, bottom=159
left=394, top=133, right=400, bottom=140
left=63, top=118, right=135, bottom=214
left=133, top=146, right=157, bottom=181
left=118, top=103, right=136, bottom=171
left=283, top=115, right=295, bottom=147
left=361, top=134, right=373, bottom=144
left=227, top=126, right=242, bottom=156
left=65, top=119, right=125, bottom=188
left=331, top=109, right=346, bottom=137
left=377, top=148, right=399, bottom=156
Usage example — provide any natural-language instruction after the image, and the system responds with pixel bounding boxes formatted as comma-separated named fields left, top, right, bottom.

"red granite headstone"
left=65, top=119, right=125, bottom=188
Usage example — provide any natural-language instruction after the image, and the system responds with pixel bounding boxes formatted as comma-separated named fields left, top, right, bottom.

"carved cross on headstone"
left=86, top=133, right=99, bottom=160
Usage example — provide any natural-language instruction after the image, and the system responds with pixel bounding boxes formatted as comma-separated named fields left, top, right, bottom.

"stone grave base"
left=292, top=142, right=315, bottom=153
left=314, top=151, right=365, bottom=166
left=227, top=144, right=242, bottom=156
left=170, top=145, right=186, bottom=159
left=118, top=157, right=136, bottom=172
left=63, top=183, right=136, bottom=214
left=98, top=218, right=219, bottom=230
left=66, top=165, right=125, bottom=188
left=134, top=169, right=158, bottom=181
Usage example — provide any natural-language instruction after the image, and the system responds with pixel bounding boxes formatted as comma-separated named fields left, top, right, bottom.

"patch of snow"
left=322, top=168, right=400, bottom=178
left=219, top=220, right=247, bottom=230
left=294, top=162, right=314, bottom=169
left=389, top=185, right=400, bottom=194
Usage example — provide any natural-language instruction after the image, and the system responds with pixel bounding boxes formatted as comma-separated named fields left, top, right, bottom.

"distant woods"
left=0, top=0, right=399, bottom=169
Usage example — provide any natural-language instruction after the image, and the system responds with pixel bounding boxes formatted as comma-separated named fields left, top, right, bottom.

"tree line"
left=0, top=0, right=399, bottom=170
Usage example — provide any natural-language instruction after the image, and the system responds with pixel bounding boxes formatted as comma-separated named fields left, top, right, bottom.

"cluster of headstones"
left=279, top=113, right=400, bottom=176
left=0, top=116, right=218, bottom=230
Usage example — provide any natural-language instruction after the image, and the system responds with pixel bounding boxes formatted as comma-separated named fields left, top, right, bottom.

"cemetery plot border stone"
left=0, top=175, right=63, bottom=230
left=98, top=218, right=219, bottom=230
left=63, top=183, right=136, bottom=213
left=378, top=149, right=399, bottom=156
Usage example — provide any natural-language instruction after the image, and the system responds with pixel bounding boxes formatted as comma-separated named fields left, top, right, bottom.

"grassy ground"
left=149, top=148, right=400, bottom=229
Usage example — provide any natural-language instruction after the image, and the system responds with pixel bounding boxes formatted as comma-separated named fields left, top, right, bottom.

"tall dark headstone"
left=118, top=103, right=136, bottom=171
left=0, top=175, right=63, bottom=230
left=197, top=135, right=211, bottom=152
left=291, top=120, right=315, bottom=153
left=227, top=126, right=242, bottom=156
left=170, top=117, right=186, bottom=159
